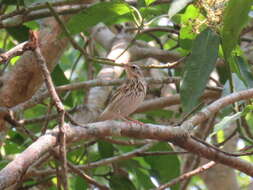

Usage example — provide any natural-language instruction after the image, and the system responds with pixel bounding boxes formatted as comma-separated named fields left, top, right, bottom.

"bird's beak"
left=123, top=64, right=132, bottom=78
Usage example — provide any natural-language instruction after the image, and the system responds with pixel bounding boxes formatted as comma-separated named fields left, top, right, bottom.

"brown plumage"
left=97, top=64, right=147, bottom=121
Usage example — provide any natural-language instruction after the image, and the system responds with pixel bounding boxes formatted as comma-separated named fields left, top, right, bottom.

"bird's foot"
left=125, top=117, right=144, bottom=126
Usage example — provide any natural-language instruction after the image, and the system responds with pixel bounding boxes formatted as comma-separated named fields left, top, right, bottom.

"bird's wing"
left=109, top=81, right=130, bottom=104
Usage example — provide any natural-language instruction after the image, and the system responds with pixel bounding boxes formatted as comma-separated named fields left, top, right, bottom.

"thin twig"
left=32, top=31, right=68, bottom=190
left=56, top=162, right=62, bottom=190
left=115, top=21, right=143, bottom=60
left=0, top=2, right=89, bottom=29
left=182, top=88, right=253, bottom=130
left=177, top=101, right=205, bottom=125
left=65, top=111, right=88, bottom=127
left=4, top=113, right=37, bottom=141
left=136, top=151, right=188, bottom=156
left=28, top=142, right=157, bottom=185
left=103, top=137, right=154, bottom=146
left=82, top=142, right=156, bottom=169
left=156, top=161, right=216, bottom=190
left=18, top=176, right=54, bottom=190
left=126, top=26, right=179, bottom=35
left=58, top=113, right=68, bottom=190
left=214, top=127, right=238, bottom=147
left=45, top=3, right=184, bottom=70
left=0, top=30, right=38, bottom=64
left=241, top=118, right=253, bottom=139
left=0, top=76, right=182, bottom=122
left=21, top=90, right=220, bottom=126
left=41, top=100, right=53, bottom=135
left=67, top=162, right=109, bottom=190
left=0, top=0, right=85, bottom=20
left=23, top=104, right=86, bottom=125
left=0, top=42, right=27, bottom=64
left=191, top=136, right=253, bottom=157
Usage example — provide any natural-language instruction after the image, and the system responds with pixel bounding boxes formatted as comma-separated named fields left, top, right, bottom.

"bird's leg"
left=117, top=114, right=133, bottom=126
left=125, top=116, right=144, bottom=126
left=116, top=110, right=144, bottom=126
left=119, top=115, right=144, bottom=126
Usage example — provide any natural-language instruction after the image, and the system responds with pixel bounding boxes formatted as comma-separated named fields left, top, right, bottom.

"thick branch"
left=1, top=121, right=253, bottom=189
left=0, top=2, right=91, bottom=29
left=0, top=18, right=69, bottom=113
left=0, top=0, right=89, bottom=20
left=0, top=42, right=27, bottom=64
left=183, top=88, right=253, bottom=130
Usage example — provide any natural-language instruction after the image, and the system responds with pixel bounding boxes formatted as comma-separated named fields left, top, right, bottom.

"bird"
left=96, top=64, right=147, bottom=123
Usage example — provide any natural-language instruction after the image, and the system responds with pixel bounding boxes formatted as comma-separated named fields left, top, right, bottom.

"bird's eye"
left=131, top=65, right=137, bottom=70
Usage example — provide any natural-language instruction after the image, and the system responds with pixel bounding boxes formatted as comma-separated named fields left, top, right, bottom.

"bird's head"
left=124, top=64, right=144, bottom=79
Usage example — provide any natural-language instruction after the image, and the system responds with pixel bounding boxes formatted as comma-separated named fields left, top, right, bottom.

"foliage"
left=180, top=28, right=219, bottom=112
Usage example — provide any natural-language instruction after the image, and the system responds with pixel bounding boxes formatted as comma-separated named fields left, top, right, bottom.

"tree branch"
left=0, top=12, right=70, bottom=132
left=0, top=0, right=88, bottom=20
left=157, top=161, right=216, bottom=190
left=19, top=90, right=219, bottom=126
left=1, top=121, right=253, bottom=189
left=67, top=162, right=109, bottom=190
left=0, top=1, right=91, bottom=29
left=0, top=76, right=181, bottom=117
left=182, top=88, right=253, bottom=131
left=33, top=30, right=68, bottom=189
left=0, top=42, right=27, bottom=64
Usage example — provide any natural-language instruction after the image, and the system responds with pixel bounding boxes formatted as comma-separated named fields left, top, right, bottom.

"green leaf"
left=235, top=56, right=253, bottom=88
left=23, top=21, right=40, bottom=29
left=67, top=145, right=85, bottom=163
left=144, top=142, right=180, bottom=190
left=242, top=105, right=253, bottom=116
left=222, top=73, right=248, bottom=97
left=145, top=109, right=173, bottom=118
left=24, top=104, right=47, bottom=119
left=67, top=2, right=134, bottom=35
left=140, top=4, right=170, bottom=19
left=179, top=4, right=204, bottom=50
left=117, top=159, right=154, bottom=189
left=168, top=0, right=193, bottom=18
left=210, top=112, right=242, bottom=137
left=145, top=0, right=156, bottom=6
left=51, top=65, right=73, bottom=107
left=70, top=176, right=88, bottom=190
left=133, top=168, right=155, bottom=189
left=98, top=140, right=114, bottom=158
left=144, top=109, right=174, bottom=123
left=5, top=140, right=24, bottom=154
left=51, top=65, right=69, bottom=86
left=110, top=174, right=137, bottom=190
left=6, top=25, right=29, bottom=42
left=219, top=74, right=247, bottom=117
left=119, top=158, right=143, bottom=169
left=221, top=0, right=252, bottom=59
left=245, top=111, right=253, bottom=134
left=8, top=131, right=25, bottom=145
left=180, top=28, right=219, bottom=112
left=229, top=56, right=240, bottom=74
left=0, top=0, right=25, bottom=5
left=94, top=165, right=111, bottom=176
left=0, top=160, right=9, bottom=170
